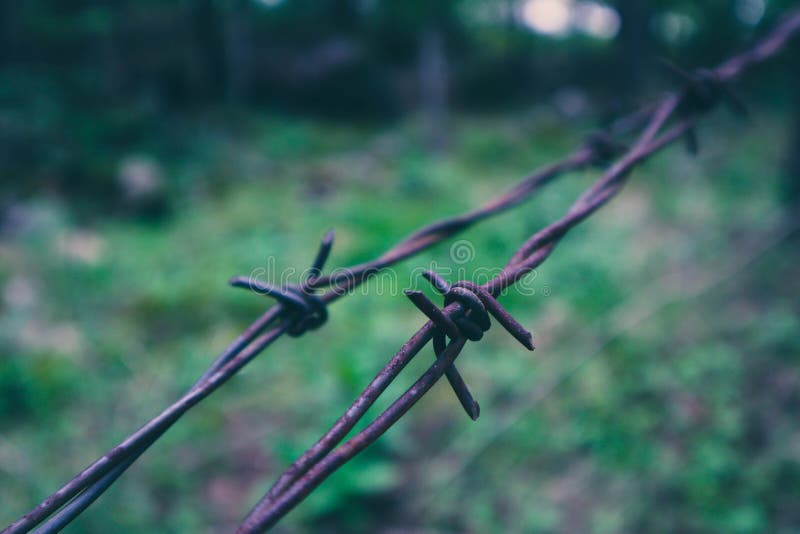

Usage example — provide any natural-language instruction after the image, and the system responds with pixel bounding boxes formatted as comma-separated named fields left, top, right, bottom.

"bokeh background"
left=2, top=1, right=800, bottom=532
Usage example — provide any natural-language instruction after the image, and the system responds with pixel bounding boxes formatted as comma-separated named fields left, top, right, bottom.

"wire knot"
left=404, top=271, right=534, bottom=420
left=235, top=283, right=328, bottom=337
left=583, top=131, right=626, bottom=167
left=659, top=60, right=749, bottom=155
left=678, top=67, right=726, bottom=113
left=412, top=271, right=535, bottom=349
left=677, top=66, right=747, bottom=118
left=229, top=230, right=334, bottom=337
left=443, top=283, right=493, bottom=341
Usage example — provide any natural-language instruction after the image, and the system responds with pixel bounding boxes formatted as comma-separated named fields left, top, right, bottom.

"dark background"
left=1, top=1, right=800, bottom=532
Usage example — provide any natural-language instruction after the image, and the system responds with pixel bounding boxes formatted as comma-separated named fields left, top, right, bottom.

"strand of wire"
left=236, top=9, right=800, bottom=532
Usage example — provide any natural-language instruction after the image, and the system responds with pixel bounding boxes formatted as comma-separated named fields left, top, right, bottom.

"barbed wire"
left=5, top=8, right=800, bottom=533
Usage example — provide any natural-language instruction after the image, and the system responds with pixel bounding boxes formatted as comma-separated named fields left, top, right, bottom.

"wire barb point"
left=405, top=273, right=535, bottom=420
left=230, top=235, right=338, bottom=337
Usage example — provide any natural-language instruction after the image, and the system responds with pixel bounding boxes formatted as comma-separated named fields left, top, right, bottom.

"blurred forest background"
left=1, top=0, right=800, bottom=532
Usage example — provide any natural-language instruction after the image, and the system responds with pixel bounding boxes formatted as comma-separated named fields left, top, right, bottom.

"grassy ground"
left=1, top=108, right=798, bottom=533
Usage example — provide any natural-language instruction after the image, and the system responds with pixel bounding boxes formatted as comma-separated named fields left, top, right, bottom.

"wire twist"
left=583, top=130, right=627, bottom=167
left=405, top=271, right=534, bottom=420
left=662, top=61, right=749, bottom=154
left=229, top=230, right=334, bottom=337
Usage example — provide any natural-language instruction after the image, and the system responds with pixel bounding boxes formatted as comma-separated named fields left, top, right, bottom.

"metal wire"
left=5, top=8, right=800, bottom=534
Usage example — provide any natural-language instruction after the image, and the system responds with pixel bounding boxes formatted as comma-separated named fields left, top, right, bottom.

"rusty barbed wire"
left=236, top=10, right=800, bottom=533
left=5, top=8, right=800, bottom=534
left=406, top=272, right=536, bottom=420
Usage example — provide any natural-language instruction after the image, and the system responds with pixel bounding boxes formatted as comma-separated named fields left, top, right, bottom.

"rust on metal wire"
left=406, top=271, right=535, bottom=420
left=5, top=7, right=800, bottom=534
left=229, top=231, right=334, bottom=337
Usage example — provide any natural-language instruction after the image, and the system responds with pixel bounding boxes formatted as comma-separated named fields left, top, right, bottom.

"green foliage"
left=1, top=107, right=799, bottom=532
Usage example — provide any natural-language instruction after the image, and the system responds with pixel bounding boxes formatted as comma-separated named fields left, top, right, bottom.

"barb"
left=405, top=273, right=535, bottom=420
left=235, top=9, right=800, bottom=532
left=229, top=278, right=329, bottom=337
left=660, top=60, right=748, bottom=155
left=404, top=289, right=480, bottom=420
left=229, top=232, right=334, bottom=337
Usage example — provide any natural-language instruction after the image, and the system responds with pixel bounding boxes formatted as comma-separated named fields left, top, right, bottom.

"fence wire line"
left=4, top=8, right=800, bottom=534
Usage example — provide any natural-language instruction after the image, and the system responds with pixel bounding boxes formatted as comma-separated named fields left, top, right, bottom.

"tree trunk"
left=615, top=0, right=651, bottom=103
left=783, top=65, right=800, bottom=212
left=223, top=0, right=253, bottom=104
left=418, top=26, right=449, bottom=152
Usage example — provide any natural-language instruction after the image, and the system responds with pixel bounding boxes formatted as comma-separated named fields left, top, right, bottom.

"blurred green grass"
left=1, top=109, right=799, bottom=533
